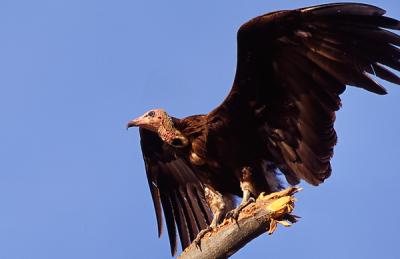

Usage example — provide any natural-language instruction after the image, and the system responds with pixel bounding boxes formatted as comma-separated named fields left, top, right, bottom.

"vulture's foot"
left=193, top=226, right=214, bottom=250
left=226, top=166, right=257, bottom=221
left=226, top=197, right=255, bottom=221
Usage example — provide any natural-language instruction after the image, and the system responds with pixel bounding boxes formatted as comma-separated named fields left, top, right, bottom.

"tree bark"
left=178, top=187, right=301, bottom=259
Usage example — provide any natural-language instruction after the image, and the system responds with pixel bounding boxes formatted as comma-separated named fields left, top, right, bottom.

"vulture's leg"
left=226, top=166, right=256, bottom=220
left=193, top=187, right=234, bottom=248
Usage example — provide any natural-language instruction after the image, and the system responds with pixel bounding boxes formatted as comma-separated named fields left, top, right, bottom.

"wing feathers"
left=171, top=191, right=190, bottom=250
left=186, top=186, right=211, bottom=231
left=139, top=129, right=210, bottom=255
left=178, top=189, right=198, bottom=241
left=367, top=63, right=400, bottom=85
left=272, top=4, right=399, bottom=183
left=210, top=3, right=399, bottom=185
left=302, top=3, right=385, bottom=16
left=145, top=165, right=164, bottom=237
left=159, top=191, right=177, bottom=255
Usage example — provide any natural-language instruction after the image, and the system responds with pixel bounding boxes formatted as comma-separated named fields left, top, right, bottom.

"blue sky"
left=0, top=0, right=399, bottom=258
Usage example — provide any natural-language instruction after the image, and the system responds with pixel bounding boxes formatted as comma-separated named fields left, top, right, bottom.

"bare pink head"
left=127, top=109, right=169, bottom=132
left=127, top=109, right=188, bottom=147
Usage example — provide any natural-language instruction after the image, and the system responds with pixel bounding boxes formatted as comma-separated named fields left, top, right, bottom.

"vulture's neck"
left=158, top=117, right=188, bottom=148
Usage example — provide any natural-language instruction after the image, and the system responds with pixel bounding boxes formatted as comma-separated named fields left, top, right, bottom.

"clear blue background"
left=1, top=0, right=399, bottom=258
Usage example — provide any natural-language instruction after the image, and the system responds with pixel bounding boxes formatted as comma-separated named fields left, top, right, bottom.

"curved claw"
left=226, top=197, right=255, bottom=222
left=193, top=226, right=213, bottom=250
left=225, top=209, right=240, bottom=222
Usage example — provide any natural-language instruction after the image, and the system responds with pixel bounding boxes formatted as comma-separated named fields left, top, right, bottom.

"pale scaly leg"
left=193, top=186, right=233, bottom=249
left=226, top=167, right=256, bottom=220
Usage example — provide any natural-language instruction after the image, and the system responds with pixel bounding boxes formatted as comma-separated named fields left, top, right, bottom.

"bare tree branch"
left=178, top=187, right=301, bottom=259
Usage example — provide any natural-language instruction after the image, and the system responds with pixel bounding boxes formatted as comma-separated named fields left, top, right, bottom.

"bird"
left=127, top=3, right=400, bottom=256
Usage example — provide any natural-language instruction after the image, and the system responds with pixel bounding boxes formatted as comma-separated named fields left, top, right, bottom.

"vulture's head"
left=127, top=109, right=169, bottom=132
left=127, top=109, right=188, bottom=147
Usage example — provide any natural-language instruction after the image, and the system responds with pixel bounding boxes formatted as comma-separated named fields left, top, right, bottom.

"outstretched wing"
left=139, top=128, right=212, bottom=255
left=209, top=3, right=400, bottom=185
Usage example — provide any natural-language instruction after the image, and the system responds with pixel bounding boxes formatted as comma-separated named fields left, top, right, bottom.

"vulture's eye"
left=147, top=111, right=155, bottom=117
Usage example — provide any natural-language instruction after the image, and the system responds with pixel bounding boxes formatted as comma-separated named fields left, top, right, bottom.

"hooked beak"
left=126, top=116, right=146, bottom=130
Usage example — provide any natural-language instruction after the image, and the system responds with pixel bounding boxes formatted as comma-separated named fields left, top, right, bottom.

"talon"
left=226, top=197, right=255, bottom=221
left=226, top=209, right=240, bottom=222
left=193, top=226, right=213, bottom=250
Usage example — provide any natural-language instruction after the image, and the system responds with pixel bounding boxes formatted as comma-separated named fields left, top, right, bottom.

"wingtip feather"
left=301, top=3, right=386, bottom=16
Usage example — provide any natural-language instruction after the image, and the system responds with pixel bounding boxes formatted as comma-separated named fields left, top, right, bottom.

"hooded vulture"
left=127, top=3, right=400, bottom=256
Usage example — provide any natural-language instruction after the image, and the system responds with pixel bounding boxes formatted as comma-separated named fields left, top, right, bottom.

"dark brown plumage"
left=128, top=3, right=400, bottom=255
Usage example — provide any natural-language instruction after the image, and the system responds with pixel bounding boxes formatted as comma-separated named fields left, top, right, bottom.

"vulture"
left=127, top=3, right=400, bottom=256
